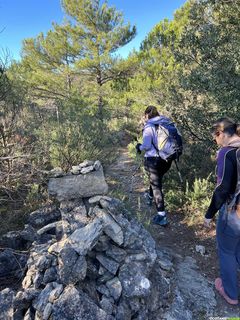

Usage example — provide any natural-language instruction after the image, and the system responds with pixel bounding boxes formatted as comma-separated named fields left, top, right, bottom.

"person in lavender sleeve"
left=135, top=105, right=173, bottom=226
left=204, top=117, right=240, bottom=305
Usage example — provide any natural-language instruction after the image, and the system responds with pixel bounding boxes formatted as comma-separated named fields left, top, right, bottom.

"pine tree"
left=21, top=0, right=136, bottom=118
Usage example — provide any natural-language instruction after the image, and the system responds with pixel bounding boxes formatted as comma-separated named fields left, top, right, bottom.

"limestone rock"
left=0, top=288, right=15, bottom=320
left=79, top=160, right=94, bottom=168
left=48, top=167, right=64, bottom=178
left=28, top=205, right=61, bottom=229
left=48, top=166, right=108, bottom=201
left=58, top=247, right=87, bottom=284
left=119, top=262, right=151, bottom=298
left=106, top=277, right=122, bottom=301
left=51, top=285, right=110, bottom=320
left=96, top=254, right=119, bottom=275
left=95, top=208, right=123, bottom=245
left=81, top=165, right=94, bottom=174
left=164, top=256, right=217, bottom=319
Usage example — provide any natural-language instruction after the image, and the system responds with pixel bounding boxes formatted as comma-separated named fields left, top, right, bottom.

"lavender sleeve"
left=140, top=126, right=153, bottom=151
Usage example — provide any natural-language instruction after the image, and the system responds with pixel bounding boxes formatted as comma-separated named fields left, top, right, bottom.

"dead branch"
left=0, top=155, right=31, bottom=161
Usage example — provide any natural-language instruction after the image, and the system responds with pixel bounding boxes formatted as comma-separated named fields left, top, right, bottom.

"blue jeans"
left=217, top=204, right=240, bottom=300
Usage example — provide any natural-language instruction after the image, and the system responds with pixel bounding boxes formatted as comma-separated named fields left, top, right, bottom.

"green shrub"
left=24, top=183, right=48, bottom=212
left=165, top=188, right=186, bottom=212
left=183, top=175, right=214, bottom=225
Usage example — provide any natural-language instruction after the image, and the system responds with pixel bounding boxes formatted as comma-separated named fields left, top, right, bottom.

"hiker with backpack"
left=204, top=117, right=240, bottom=305
left=136, top=105, right=182, bottom=226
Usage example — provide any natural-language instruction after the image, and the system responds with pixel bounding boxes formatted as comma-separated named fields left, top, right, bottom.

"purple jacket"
left=205, top=140, right=240, bottom=219
left=140, top=115, right=172, bottom=158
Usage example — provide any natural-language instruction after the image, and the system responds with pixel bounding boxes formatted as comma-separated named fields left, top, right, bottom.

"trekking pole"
left=130, top=163, right=142, bottom=193
left=174, top=159, right=183, bottom=184
left=129, top=140, right=143, bottom=193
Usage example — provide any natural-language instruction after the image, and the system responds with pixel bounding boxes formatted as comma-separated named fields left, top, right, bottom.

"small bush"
left=183, top=175, right=214, bottom=225
left=165, top=188, right=186, bottom=212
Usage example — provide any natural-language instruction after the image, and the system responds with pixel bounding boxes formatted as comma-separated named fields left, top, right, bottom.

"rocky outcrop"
left=164, top=256, right=216, bottom=320
left=0, top=160, right=217, bottom=319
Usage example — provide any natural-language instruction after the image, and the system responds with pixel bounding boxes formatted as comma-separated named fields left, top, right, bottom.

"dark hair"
left=144, top=105, right=159, bottom=119
left=212, top=117, right=240, bottom=137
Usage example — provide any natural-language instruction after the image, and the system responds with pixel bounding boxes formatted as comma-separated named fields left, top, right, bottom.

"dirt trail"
left=105, top=145, right=240, bottom=319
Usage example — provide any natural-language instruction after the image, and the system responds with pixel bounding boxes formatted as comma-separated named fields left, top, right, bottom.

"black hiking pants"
left=144, top=157, right=172, bottom=212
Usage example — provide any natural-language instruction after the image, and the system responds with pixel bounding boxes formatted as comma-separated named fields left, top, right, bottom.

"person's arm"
left=140, top=126, right=154, bottom=151
left=205, top=150, right=235, bottom=219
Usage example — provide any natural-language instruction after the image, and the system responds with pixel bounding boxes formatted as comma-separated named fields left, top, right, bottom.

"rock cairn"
left=0, top=160, right=217, bottom=320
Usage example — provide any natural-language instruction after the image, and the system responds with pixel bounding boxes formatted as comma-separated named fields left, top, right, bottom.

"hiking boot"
left=215, top=278, right=239, bottom=305
left=152, top=214, right=168, bottom=226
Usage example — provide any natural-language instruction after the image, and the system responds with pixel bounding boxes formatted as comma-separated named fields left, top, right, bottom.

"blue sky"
left=0, top=0, right=187, bottom=60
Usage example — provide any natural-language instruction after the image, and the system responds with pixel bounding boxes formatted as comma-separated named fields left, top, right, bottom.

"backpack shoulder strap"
left=150, top=125, right=159, bottom=155
left=235, top=148, right=240, bottom=195
left=228, top=148, right=240, bottom=208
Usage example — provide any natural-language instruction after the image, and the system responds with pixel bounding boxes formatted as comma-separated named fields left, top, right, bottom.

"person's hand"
left=135, top=143, right=142, bottom=154
left=203, top=218, right=212, bottom=228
